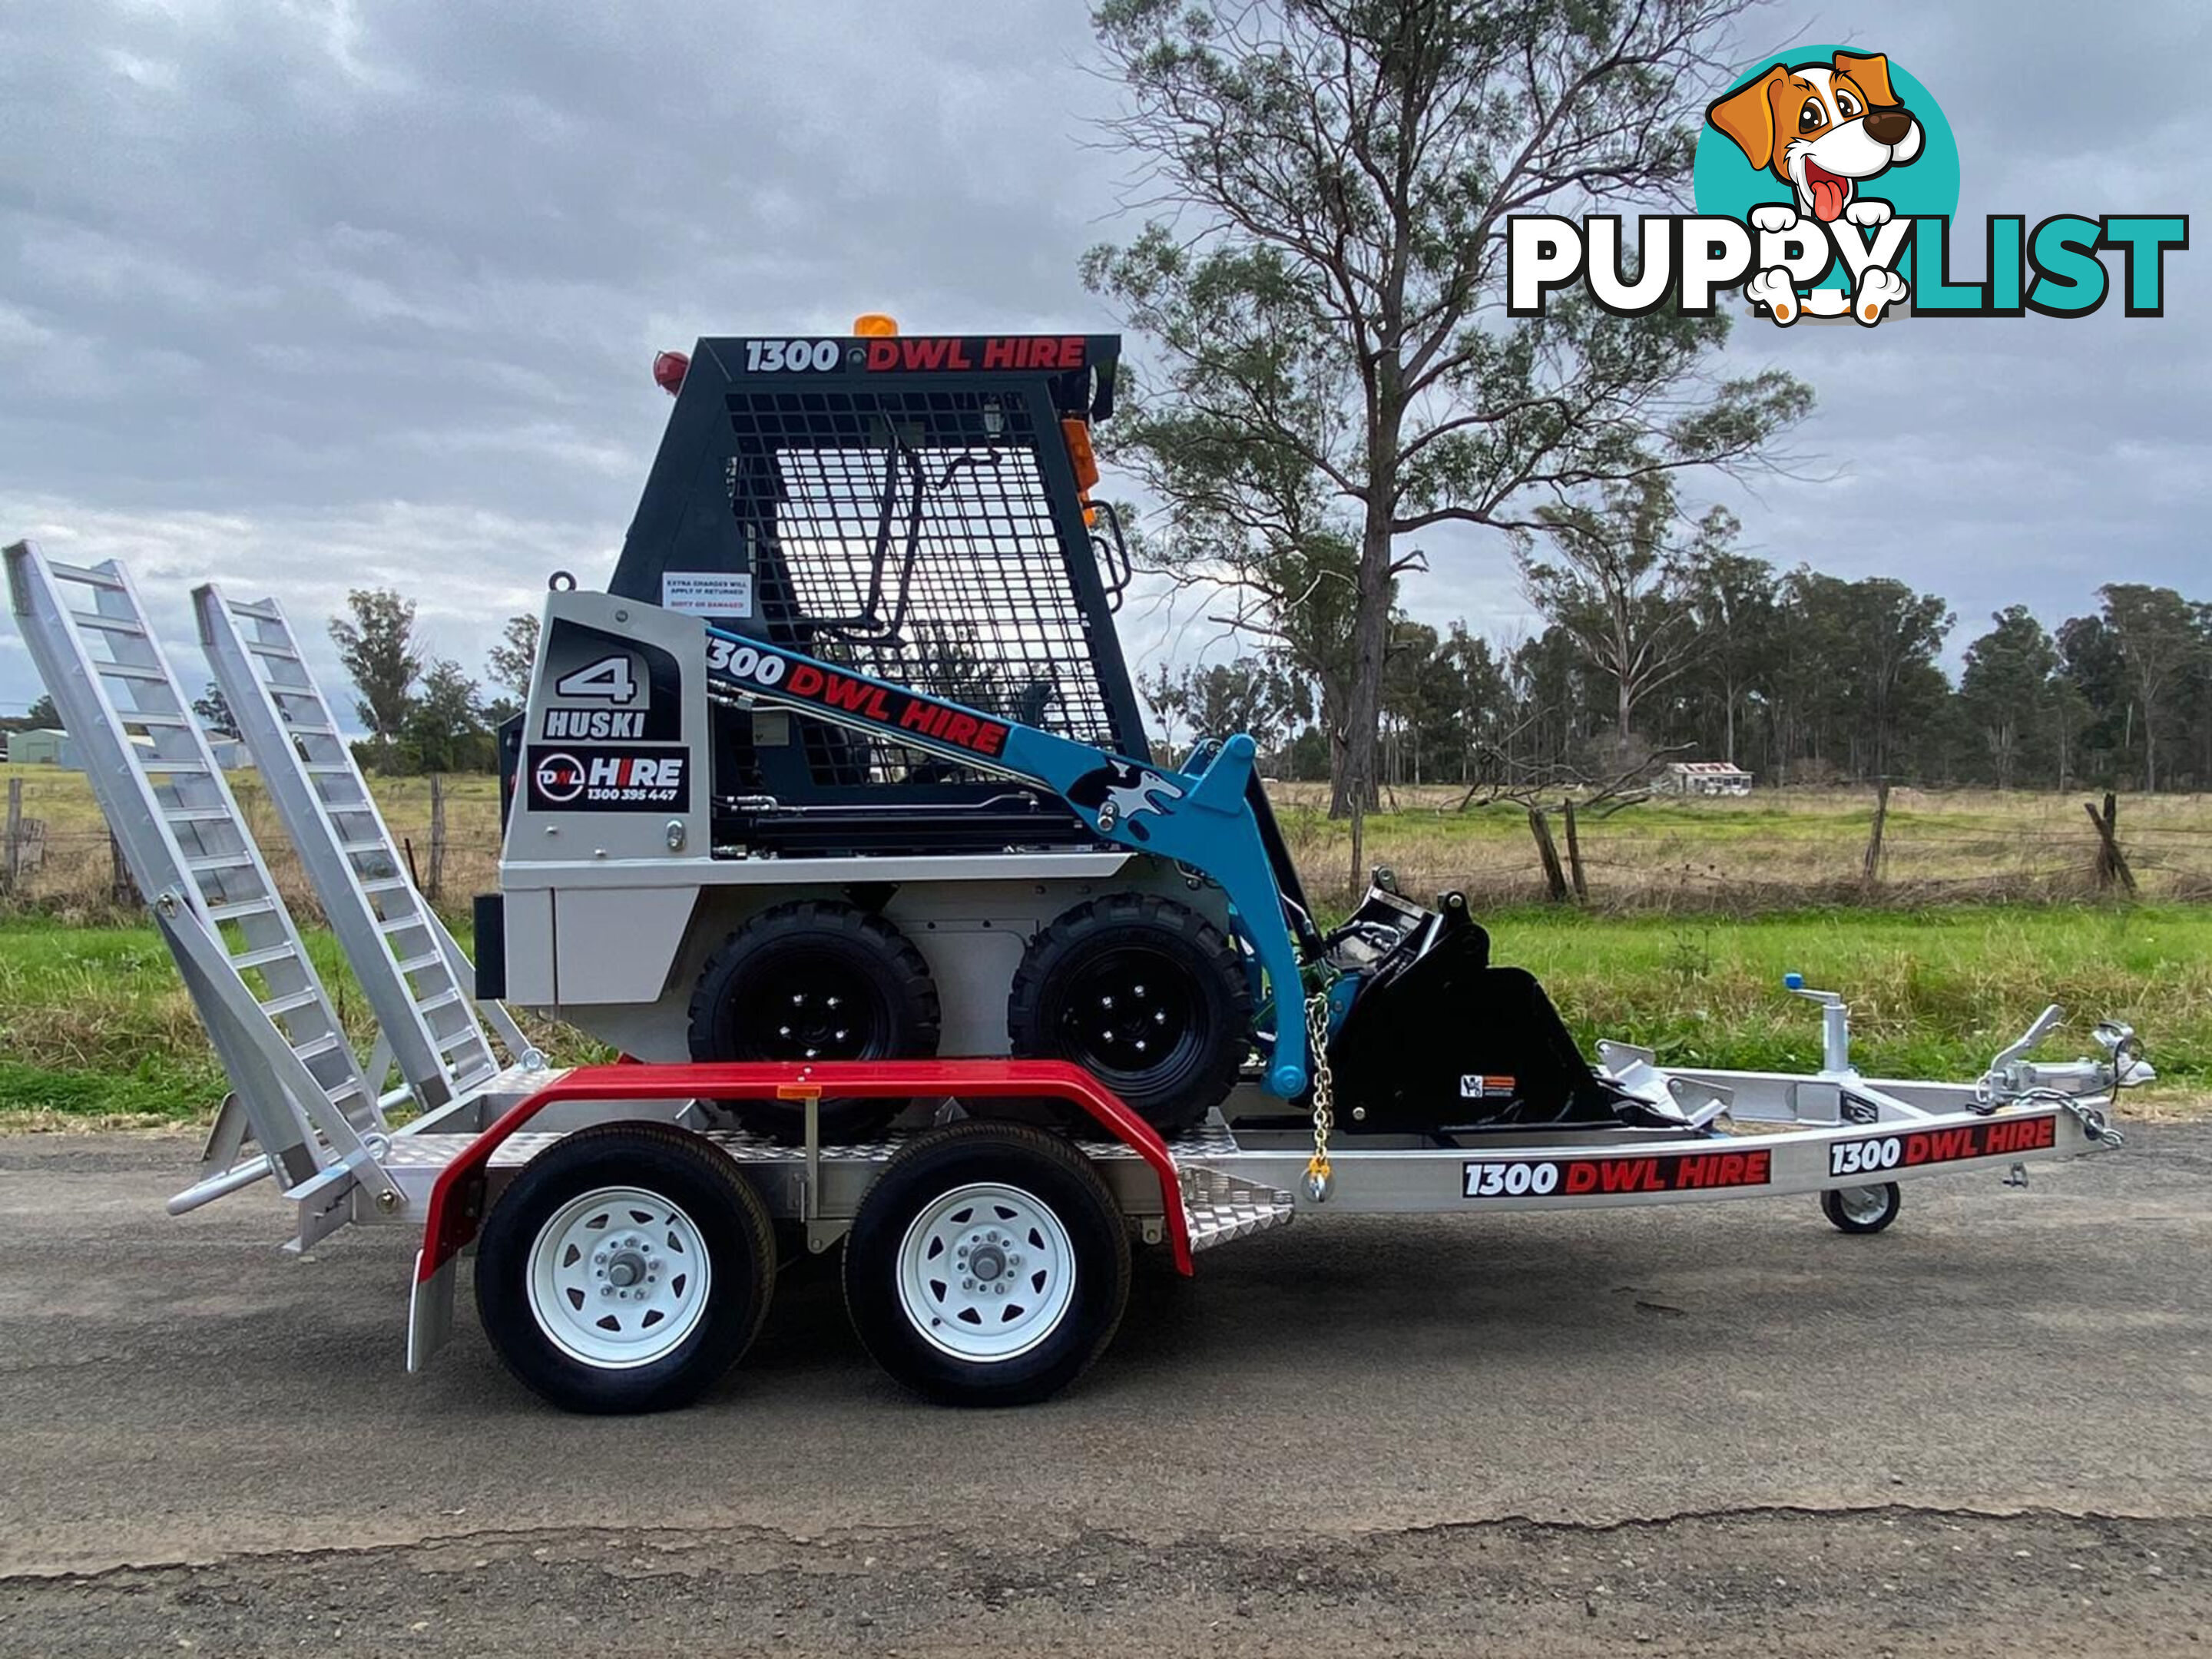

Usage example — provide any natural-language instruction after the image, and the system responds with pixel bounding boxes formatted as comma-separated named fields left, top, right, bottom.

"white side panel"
left=503, top=888, right=557, bottom=1004
left=915, top=921, right=1031, bottom=1055
left=555, top=886, right=700, bottom=1005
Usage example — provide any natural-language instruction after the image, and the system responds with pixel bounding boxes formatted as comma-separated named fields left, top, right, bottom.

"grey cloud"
left=1, top=0, right=2203, bottom=716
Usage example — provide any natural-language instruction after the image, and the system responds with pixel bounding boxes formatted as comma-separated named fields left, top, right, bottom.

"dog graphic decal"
left=1064, top=761, right=1184, bottom=841
left=1707, top=51, right=1925, bottom=325
left=1507, top=44, right=2186, bottom=329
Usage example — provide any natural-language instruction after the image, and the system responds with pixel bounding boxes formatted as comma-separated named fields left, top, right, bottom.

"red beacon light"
left=652, top=350, right=690, bottom=396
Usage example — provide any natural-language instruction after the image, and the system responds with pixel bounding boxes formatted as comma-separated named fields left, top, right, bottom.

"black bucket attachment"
left=1323, top=888, right=1653, bottom=1134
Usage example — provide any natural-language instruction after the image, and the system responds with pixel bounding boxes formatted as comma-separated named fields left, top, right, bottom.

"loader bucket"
left=1326, top=900, right=1640, bottom=1134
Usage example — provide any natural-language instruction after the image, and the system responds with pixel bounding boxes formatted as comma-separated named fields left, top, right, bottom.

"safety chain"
left=1303, top=992, right=1336, bottom=1200
left=2062, top=1097, right=2124, bottom=1149
left=2005, top=1088, right=2128, bottom=1150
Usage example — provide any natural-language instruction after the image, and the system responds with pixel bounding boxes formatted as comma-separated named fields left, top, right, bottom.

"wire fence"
left=5, top=765, right=2211, bottom=922
left=0, top=768, right=508, bottom=922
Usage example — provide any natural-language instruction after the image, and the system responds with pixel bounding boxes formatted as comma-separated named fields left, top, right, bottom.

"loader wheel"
left=688, top=899, right=940, bottom=1142
left=476, top=1123, right=775, bottom=1414
left=1822, top=1181, right=1901, bottom=1234
left=843, top=1121, right=1131, bottom=1406
left=1006, top=893, right=1250, bottom=1134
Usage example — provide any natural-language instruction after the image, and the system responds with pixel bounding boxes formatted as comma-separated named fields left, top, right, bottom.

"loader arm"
left=700, top=624, right=1313, bottom=1100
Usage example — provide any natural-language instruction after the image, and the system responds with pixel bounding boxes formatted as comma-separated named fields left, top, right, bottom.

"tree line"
left=323, top=591, right=538, bottom=775
left=0, top=597, right=536, bottom=779
left=1144, top=544, right=2212, bottom=796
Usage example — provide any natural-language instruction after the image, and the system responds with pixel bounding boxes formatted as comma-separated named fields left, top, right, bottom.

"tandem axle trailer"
left=381, top=1045, right=2129, bottom=1411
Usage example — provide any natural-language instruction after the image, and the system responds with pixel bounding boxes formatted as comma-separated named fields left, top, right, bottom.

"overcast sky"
left=2, top=0, right=2204, bottom=722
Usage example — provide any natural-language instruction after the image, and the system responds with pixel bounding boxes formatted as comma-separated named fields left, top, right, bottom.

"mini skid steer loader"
left=486, top=321, right=1657, bottom=1147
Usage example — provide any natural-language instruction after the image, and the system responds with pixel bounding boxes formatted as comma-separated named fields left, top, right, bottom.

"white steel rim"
left=896, top=1181, right=1077, bottom=1363
left=1838, top=1184, right=1892, bottom=1225
left=526, top=1186, right=712, bottom=1369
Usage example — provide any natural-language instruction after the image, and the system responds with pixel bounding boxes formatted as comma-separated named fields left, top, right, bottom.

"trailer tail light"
left=652, top=351, right=690, bottom=396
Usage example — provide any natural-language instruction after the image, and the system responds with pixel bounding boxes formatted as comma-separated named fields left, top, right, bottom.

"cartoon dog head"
left=1707, top=51, right=1923, bottom=224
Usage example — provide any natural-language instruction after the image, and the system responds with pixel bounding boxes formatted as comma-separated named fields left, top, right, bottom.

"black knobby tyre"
left=475, top=1123, right=776, bottom=1414
left=1005, top=893, right=1250, bottom=1134
left=1822, top=1181, right=1902, bottom=1234
left=842, top=1121, right=1132, bottom=1407
left=687, top=899, right=940, bottom=1141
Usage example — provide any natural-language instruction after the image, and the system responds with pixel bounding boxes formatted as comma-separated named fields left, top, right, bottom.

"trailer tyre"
left=477, top=1123, right=776, bottom=1413
left=843, top=1122, right=1131, bottom=1407
left=688, top=899, right=941, bottom=1141
left=1006, top=894, right=1250, bottom=1134
left=1822, top=1181, right=1902, bottom=1234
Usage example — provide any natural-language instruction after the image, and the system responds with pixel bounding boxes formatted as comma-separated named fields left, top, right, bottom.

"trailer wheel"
left=843, top=1122, right=1131, bottom=1406
left=688, top=899, right=941, bottom=1141
left=1006, top=893, right=1250, bottom=1134
left=476, top=1124, right=775, bottom=1413
left=1822, top=1181, right=1902, bottom=1234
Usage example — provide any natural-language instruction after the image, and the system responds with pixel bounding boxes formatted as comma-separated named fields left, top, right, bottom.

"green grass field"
left=3, top=904, right=2203, bottom=1127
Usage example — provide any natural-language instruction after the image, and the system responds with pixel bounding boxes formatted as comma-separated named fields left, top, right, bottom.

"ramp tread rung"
left=45, top=559, right=125, bottom=591
left=230, top=942, right=299, bottom=971
left=71, top=611, right=147, bottom=636
left=205, top=898, right=276, bottom=922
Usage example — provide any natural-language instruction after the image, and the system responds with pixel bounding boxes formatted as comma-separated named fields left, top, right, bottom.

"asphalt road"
left=1, top=1125, right=2206, bottom=1655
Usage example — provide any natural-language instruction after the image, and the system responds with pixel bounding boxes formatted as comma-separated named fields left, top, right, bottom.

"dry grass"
left=1267, top=783, right=2212, bottom=911
left=8, top=764, right=2211, bottom=921
left=2, top=763, right=507, bottom=922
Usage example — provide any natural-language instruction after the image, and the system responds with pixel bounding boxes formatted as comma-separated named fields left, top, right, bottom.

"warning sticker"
left=661, top=571, right=753, bottom=618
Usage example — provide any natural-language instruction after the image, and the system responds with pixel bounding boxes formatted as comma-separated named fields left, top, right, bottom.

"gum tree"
left=1084, top=0, right=1812, bottom=885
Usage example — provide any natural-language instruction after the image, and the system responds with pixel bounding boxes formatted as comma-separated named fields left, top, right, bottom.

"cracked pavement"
left=1, top=1126, right=2206, bottom=1654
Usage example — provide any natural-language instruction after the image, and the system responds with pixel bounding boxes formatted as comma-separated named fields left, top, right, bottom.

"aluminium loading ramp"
left=195, top=582, right=538, bottom=1112
left=3, top=541, right=401, bottom=1222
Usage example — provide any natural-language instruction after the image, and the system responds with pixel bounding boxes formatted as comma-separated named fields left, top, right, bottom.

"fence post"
left=428, top=773, right=446, bottom=902
left=1346, top=799, right=1366, bottom=909
left=109, top=831, right=141, bottom=909
left=1860, top=780, right=1890, bottom=891
left=1561, top=796, right=1589, bottom=902
left=2085, top=790, right=2137, bottom=896
left=1527, top=806, right=1571, bottom=902
left=2, top=776, right=20, bottom=896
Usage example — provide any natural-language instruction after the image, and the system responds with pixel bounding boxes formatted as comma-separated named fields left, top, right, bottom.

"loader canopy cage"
left=610, top=335, right=1150, bottom=848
